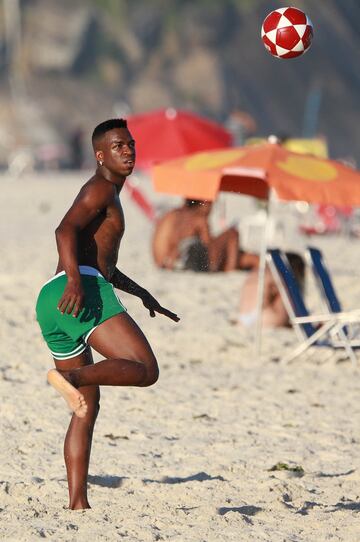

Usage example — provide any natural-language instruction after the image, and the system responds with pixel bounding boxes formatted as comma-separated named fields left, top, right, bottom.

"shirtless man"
left=36, top=118, right=179, bottom=510
left=152, top=199, right=259, bottom=272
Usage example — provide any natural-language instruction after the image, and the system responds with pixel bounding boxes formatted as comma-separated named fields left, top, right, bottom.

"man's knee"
left=140, top=362, right=159, bottom=387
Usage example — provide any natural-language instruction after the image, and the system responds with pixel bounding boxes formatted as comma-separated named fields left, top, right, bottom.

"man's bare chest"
left=101, top=198, right=125, bottom=240
left=83, top=198, right=125, bottom=242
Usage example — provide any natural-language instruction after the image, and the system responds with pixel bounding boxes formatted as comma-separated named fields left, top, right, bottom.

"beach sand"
left=1, top=173, right=360, bottom=541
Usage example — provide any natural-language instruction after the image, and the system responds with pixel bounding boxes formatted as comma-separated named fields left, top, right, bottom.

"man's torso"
left=58, top=176, right=125, bottom=280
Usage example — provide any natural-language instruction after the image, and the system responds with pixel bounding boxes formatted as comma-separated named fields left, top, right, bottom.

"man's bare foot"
left=70, top=500, right=91, bottom=510
left=47, top=369, right=88, bottom=418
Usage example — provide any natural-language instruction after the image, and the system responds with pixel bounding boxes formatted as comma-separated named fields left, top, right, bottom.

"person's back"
left=152, top=202, right=210, bottom=269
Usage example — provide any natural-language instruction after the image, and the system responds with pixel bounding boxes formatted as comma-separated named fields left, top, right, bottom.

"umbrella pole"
left=254, top=189, right=275, bottom=359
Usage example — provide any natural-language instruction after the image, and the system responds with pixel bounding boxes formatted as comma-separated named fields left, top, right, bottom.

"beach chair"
left=267, top=249, right=360, bottom=365
left=306, top=247, right=342, bottom=313
left=306, top=246, right=360, bottom=342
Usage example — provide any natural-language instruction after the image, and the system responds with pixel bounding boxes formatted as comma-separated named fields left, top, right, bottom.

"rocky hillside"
left=0, top=0, right=359, bottom=166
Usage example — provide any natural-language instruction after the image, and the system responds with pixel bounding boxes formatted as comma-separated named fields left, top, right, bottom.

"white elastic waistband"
left=42, top=266, right=104, bottom=287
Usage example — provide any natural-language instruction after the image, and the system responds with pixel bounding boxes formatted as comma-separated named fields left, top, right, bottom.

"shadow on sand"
left=87, top=475, right=127, bottom=488
left=143, top=471, right=226, bottom=484
left=218, top=505, right=263, bottom=517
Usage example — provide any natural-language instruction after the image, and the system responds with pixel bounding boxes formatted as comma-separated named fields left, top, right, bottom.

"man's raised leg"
left=49, top=312, right=159, bottom=393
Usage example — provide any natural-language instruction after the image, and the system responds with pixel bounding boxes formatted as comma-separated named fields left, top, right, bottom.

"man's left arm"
left=110, top=268, right=180, bottom=322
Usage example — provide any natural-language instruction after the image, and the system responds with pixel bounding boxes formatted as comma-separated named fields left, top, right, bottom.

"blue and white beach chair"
left=307, top=246, right=360, bottom=343
left=267, top=249, right=360, bottom=365
left=306, top=247, right=343, bottom=314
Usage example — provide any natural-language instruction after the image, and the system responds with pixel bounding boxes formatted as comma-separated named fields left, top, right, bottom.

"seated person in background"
left=238, top=252, right=305, bottom=328
left=152, top=199, right=259, bottom=272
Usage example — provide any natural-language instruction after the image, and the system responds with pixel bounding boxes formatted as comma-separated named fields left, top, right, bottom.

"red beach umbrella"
left=127, top=108, right=233, bottom=170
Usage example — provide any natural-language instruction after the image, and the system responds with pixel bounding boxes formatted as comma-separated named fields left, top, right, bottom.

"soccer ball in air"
left=261, top=7, right=313, bottom=59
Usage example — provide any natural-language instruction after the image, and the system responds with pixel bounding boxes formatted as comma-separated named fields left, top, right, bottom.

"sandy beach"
left=1, top=173, right=360, bottom=541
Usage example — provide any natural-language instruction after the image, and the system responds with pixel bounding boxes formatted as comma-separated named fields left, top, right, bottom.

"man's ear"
left=95, top=150, right=104, bottom=163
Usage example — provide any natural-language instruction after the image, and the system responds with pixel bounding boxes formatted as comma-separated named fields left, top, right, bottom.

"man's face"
left=96, top=127, right=136, bottom=177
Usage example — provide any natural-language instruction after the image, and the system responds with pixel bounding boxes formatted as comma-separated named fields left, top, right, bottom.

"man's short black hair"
left=92, top=118, right=128, bottom=148
left=185, top=199, right=206, bottom=208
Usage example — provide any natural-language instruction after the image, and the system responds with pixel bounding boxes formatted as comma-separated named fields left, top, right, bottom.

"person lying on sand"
left=36, top=118, right=179, bottom=510
left=237, top=252, right=305, bottom=328
left=152, top=199, right=259, bottom=272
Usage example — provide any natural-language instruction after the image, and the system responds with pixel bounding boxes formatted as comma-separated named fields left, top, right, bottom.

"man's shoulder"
left=75, top=175, right=115, bottom=207
left=80, top=175, right=114, bottom=197
left=82, top=174, right=112, bottom=190
left=168, top=207, right=204, bottom=223
left=159, top=208, right=179, bottom=221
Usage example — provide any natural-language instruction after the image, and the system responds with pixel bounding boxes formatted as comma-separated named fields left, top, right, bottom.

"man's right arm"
left=56, top=181, right=111, bottom=317
left=197, top=216, right=211, bottom=246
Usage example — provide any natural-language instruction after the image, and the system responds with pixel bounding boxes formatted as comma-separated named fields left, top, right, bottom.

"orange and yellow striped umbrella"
left=152, top=143, right=360, bottom=206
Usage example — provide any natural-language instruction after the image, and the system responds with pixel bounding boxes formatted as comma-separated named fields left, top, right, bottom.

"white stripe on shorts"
left=42, top=266, right=104, bottom=288
left=50, top=343, right=86, bottom=360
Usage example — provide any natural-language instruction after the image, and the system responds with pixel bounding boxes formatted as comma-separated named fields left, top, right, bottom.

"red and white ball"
left=261, top=7, right=313, bottom=59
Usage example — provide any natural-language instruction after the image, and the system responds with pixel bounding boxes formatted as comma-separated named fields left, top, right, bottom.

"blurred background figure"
left=68, top=126, right=85, bottom=170
left=299, top=204, right=354, bottom=237
left=237, top=252, right=305, bottom=329
left=152, top=199, right=259, bottom=272
left=225, top=109, right=257, bottom=146
left=0, top=1, right=359, bottom=176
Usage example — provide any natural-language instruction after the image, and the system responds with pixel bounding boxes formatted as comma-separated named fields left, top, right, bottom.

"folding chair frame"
left=307, top=246, right=360, bottom=347
left=267, top=249, right=359, bottom=365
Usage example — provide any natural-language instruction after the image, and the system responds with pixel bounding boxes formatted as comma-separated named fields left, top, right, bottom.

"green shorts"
left=36, top=266, right=126, bottom=360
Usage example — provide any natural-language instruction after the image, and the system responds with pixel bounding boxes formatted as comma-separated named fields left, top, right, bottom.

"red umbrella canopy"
left=127, top=108, right=232, bottom=170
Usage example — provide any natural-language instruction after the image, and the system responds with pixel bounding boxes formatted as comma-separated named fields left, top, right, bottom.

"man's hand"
left=57, top=280, right=84, bottom=318
left=141, top=291, right=180, bottom=322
